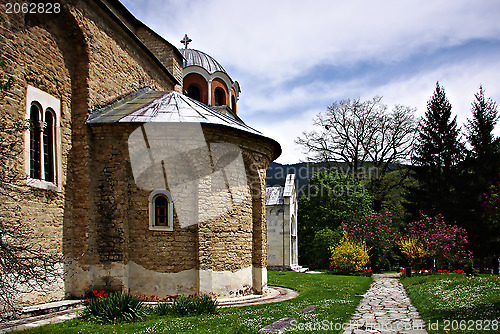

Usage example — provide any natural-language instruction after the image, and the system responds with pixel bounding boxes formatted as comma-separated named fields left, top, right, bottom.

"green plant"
left=170, top=294, right=218, bottom=316
left=464, top=260, right=478, bottom=277
left=155, top=301, right=171, bottom=316
left=80, top=291, right=147, bottom=324
left=310, top=227, right=342, bottom=268
left=298, top=170, right=372, bottom=268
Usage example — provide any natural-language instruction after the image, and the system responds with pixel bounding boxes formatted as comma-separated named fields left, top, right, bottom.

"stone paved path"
left=342, top=273, right=428, bottom=334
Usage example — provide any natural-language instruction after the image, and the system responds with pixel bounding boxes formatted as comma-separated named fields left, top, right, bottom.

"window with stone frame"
left=149, top=190, right=174, bottom=231
left=25, top=86, right=60, bottom=191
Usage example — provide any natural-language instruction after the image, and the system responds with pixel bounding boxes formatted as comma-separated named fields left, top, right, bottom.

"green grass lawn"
left=15, top=271, right=372, bottom=334
left=402, top=273, right=500, bottom=334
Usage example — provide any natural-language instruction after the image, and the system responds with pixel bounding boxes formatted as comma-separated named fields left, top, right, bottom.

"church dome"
left=180, top=48, right=226, bottom=74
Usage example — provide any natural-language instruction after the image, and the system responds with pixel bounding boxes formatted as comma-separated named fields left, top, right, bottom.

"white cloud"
left=121, top=0, right=500, bottom=163
left=126, top=0, right=500, bottom=84
left=246, top=108, right=320, bottom=164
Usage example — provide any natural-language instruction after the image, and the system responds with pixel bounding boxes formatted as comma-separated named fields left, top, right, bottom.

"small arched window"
left=25, top=86, right=60, bottom=191
left=214, top=87, right=225, bottom=106
left=231, top=95, right=237, bottom=113
left=155, top=196, right=168, bottom=226
left=29, top=103, right=42, bottom=180
left=187, top=85, right=201, bottom=102
left=149, top=190, right=174, bottom=231
left=43, top=109, right=56, bottom=183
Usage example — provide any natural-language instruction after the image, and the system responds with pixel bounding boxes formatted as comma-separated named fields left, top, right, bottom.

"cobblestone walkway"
left=342, top=273, right=428, bottom=334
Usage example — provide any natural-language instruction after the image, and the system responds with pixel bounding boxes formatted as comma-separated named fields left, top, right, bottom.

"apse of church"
left=0, top=0, right=280, bottom=308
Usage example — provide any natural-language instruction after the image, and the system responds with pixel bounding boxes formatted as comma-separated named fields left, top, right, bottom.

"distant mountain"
left=266, top=161, right=344, bottom=197
left=266, top=161, right=399, bottom=197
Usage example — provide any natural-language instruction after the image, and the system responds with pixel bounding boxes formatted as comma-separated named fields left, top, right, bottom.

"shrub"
left=329, top=231, right=370, bottom=271
left=80, top=291, right=146, bottom=324
left=344, top=212, right=401, bottom=250
left=344, top=211, right=402, bottom=270
left=401, top=214, right=472, bottom=266
left=155, top=301, right=171, bottom=316
left=170, top=294, right=218, bottom=316
left=311, top=227, right=342, bottom=268
left=398, top=236, right=434, bottom=267
left=464, top=260, right=478, bottom=277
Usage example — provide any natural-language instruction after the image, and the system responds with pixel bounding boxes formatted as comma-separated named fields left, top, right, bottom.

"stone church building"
left=266, top=174, right=300, bottom=271
left=0, top=0, right=280, bottom=307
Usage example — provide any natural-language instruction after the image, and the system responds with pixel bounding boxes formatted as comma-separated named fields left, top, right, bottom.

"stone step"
left=290, top=265, right=309, bottom=273
left=21, top=300, right=84, bottom=318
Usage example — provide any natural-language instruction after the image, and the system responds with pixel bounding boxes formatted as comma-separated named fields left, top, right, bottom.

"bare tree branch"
left=296, top=96, right=418, bottom=210
left=0, top=48, right=63, bottom=320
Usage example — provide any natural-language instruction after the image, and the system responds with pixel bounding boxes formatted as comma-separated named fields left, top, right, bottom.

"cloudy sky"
left=121, top=0, right=500, bottom=164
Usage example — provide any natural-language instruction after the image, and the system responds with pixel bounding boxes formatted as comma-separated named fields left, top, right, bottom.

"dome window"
left=187, top=85, right=201, bottom=102
left=214, top=87, right=225, bottom=106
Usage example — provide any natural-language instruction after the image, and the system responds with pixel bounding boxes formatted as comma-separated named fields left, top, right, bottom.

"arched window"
left=29, top=104, right=57, bottom=183
left=155, top=195, right=168, bottom=226
left=29, top=103, right=42, bottom=180
left=25, top=86, right=60, bottom=191
left=149, top=190, right=174, bottom=231
left=214, top=87, right=225, bottom=106
left=43, top=109, right=56, bottom=183
left=231, top=95, right=237, bottom=113
left=187, top=85, right=201, bottom=102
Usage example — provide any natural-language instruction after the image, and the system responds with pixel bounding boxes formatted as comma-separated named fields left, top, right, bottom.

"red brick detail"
left=210, top=78, right=229, bottom=107
left=183, top=73, right=208, bottom=105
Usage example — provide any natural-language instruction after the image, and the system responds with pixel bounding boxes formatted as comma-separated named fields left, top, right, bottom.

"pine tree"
left=460, top=85, right=500, bottom=259
left=405, top=82, right=464, bottom=222
left=466, top=85, right=500, bottom=166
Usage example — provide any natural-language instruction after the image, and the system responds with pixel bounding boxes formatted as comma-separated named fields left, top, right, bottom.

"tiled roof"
left=266, top=174, right=296, bottom=206
left=86, top=89, right=260, bottom=135
left=266, top=186, right=284, bottom=206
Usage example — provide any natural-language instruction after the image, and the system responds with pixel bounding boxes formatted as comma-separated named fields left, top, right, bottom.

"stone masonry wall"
left=62, top=0, right=180, bottom=296
left=78, top=123, right=279, bottom=296
left=267, top=204, right=285, bottom=267
left=135, top=26, right=184, bottom=88
left=0, top=0, right=181, bottom=305
left=0, top=0, right=280, bottom=302
left=0, top=3, right=76, bottom=307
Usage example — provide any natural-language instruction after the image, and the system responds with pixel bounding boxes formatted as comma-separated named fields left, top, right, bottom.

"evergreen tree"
left=405, top=82, right=464, bottom=222
left=460, top=85, right=500, bottom=258
left=466, top=85, right=500, bottom=168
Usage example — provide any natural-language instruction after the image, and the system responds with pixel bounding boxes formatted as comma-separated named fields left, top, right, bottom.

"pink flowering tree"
left=343, top=212, right=401, bottom=269
left=401, top=213, right=472, bottom=267
left=344, top=212, right=400, bottom=249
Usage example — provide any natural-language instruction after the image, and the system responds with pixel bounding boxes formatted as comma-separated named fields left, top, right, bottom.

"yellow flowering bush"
left=329, top=231, right=370, bottom=271
left=398, top=236, right=435, bottom=267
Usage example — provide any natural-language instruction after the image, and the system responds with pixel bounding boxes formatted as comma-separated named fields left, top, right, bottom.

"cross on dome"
left=180, top=34, right=192, bottom=49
